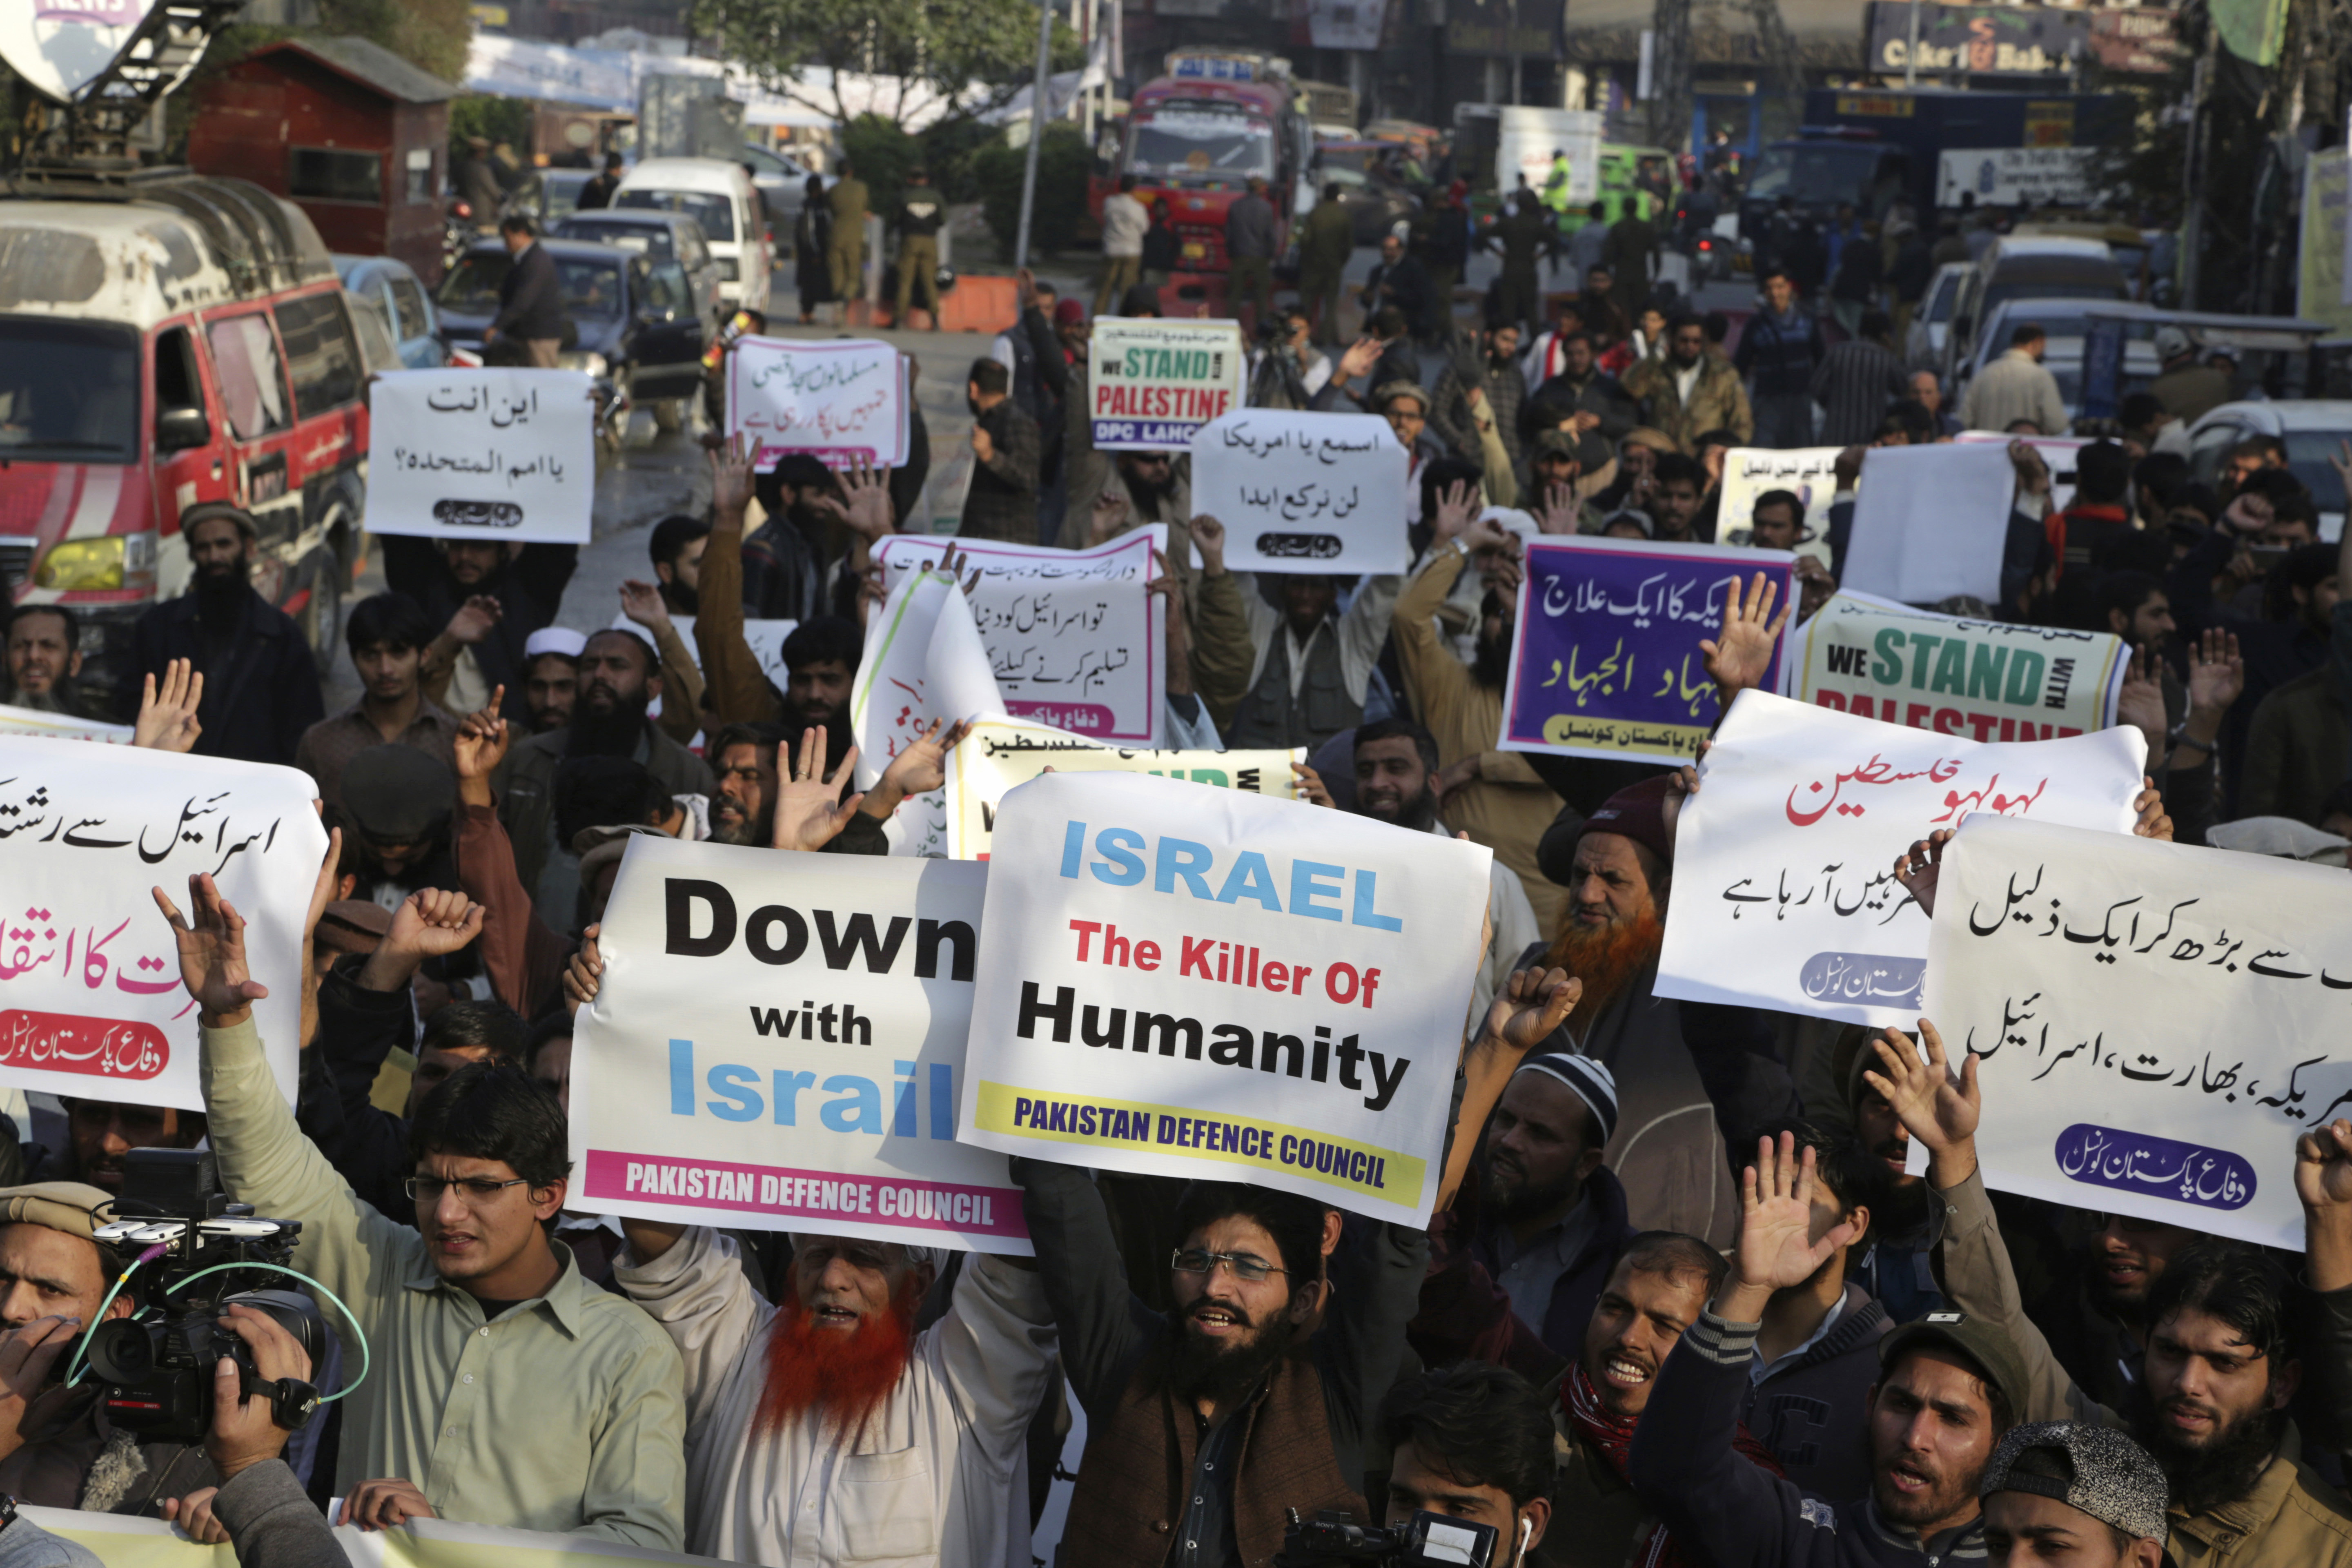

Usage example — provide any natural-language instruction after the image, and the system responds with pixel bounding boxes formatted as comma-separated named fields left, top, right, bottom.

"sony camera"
left=1275, top=1508, right=1503, bottom=1568
left=82, top=1149, right=330, bottom=1446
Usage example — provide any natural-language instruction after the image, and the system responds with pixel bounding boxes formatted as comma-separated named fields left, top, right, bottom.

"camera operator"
left=1375, top=1362, right=1555, bottom=1566
left=0, top=1182, right=217, bottom=1512
left=158, top=862, right=687, bottom=1547
left=158, top=1303, right=349, bottom=1568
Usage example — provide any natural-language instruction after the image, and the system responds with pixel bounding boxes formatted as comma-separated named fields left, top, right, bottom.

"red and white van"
left=0, top=174, right=370, bottom=697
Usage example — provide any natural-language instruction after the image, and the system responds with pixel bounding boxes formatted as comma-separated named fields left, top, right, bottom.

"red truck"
left=1089, top=51, right=1314, bottom=316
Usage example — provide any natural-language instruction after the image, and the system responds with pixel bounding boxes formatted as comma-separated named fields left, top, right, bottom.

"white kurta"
left=614, top=1228, right=1057, bottom=1568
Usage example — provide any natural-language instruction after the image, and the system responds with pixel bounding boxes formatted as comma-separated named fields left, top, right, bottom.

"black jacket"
left=492, top=241, right=567, bottom=341
left=296, top=954, right=418, bottom=1225
left=125, top=588, right=323, bottom=767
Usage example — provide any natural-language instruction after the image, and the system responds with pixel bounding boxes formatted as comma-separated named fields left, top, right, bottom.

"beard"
left=1357, top=781, right=1439, bottom=834
left=1163, top=1296, right=1299, bottom=1411
left=7, top=683, right=69, bottom=713
left=2132, top=1388, right=2284, bottom=1517
left=566, top=688, right=652, bottom=758
left=663, top=580, right=702, bottom=616
left=754, top=1279, right=918, bottom=1443
left=1472, top=627, right=1513, bottom=690
left=1483, top=1147, right=1581, bottom=1224
left=1542, top=909, right=1665, bottom=1020
left=708, top=797, right=771, bottom=846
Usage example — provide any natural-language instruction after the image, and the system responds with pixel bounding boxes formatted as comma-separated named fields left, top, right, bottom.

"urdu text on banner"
left=1921, top=815, right=2352, bottom=1252
left=1497, top=537, right=1792, bottom=763
left=956, top=771, right=1490, bottom=1225
left=0, top=741, right=325, bottom=1110
left=943, top=716, right=1302, bottom=860
left=850, top=566, right=1010, bottom=857
left=1717, top=446, right=1839, bottom=566
left=1787, top=591, right=2126, bottom=738
left=874, top=529, right=1165, bottom=746
left=366, top=369, right=595, bottom=544
left=725, top=336, right=910, bottom=471
left=572, top=835, right=1029, bottom=1254
left=1088, top=318, right=1247, bottom=450
left=1188, top=410, right=1410, bottom=576
left=1654, top=691, right=2145, bottom=1027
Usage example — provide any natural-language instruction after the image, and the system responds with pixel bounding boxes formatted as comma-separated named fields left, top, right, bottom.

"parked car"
left=1313, top=140, right=1419, bottom=244
left=333, top=254, right=447, bottom=370
left=434, top=237, right=706, bottom=427
left=2188, top=400, right=2352, bottom=541
left=1904, top=260, right=1972, bottom=372
left=1949, top=297, right=2163, bottom=424
left=551, top=209, right=724, bottom=333
left=614, top=158, right=774, bottom=312
left=535, top=168, right=599, bottom=226
left=0, top=175, right=369, bottom=685
left=734, top=141, right=821, bottom=241
left=1946, top=236, right=2128, bottom=378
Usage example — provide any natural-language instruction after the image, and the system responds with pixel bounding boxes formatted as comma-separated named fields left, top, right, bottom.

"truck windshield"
left=1130, top=108, right=1275, bottom=186
left=0, top=318, right=139, bottom=463
left=1746, top=144, right=1881, bottom=206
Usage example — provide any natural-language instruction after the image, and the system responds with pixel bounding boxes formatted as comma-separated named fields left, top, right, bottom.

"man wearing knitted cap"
left=0, top=1183, right=220, bottom=1512
left=1981, top=1422, right=2168, bottom=1567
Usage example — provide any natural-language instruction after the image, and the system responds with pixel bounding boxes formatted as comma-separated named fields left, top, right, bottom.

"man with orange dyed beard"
left=1509, top=773, right=1797, bottom=1247
left=612, top=1221, right=1056, bottom=1565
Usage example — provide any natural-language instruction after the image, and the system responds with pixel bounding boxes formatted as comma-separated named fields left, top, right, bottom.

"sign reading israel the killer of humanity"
left=1787, top=591, right=2125, bottom=738
left=1089, top=318, right=1246, bottom=450
left=957, top=771, right=1492, bottom=1225
left=570, top=833, right=1029, bottom=1254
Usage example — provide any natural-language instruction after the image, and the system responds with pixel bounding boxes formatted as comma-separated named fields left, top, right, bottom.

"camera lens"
left=84, top=1319, right=156, bottom=1385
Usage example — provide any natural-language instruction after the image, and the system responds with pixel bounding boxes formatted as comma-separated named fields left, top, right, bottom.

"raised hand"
left=1089, top=489, right=1132, bottom=546
left=384, top=888, right=484, bottom=961
left=2185, top=627, right=2244, bottom=719
left=2298, top=1119, right=2352, bottom=1291
left=452, top=695, right=512, bottom=787
left=445, top=595, right=502, bottom=647
left=1336, top=337, right=1382, bottom=383
left=773, top=725, right=867, bottom=852
left=876, top=717, right=970, bottom=800
left=1726, top=1132, right=1862, bottom=1305
left=1432, top=479, right=1480, bottom=542
left=710, top=430, right=756, bottom=520
left=1190, top=514, right=1228, bottom=577
left=152, top=874, right=269, bottom=1026
left=2114, top=644, right=2166, bottom=758
left=1891, top=829, right=1955, bottom=917
left=831, top=457, right=895, bottom=541
left=1861, top=1017, right=1979, bottom=1185
left=618, top=579, right=673, bottom=635
left=1699, top=570, right=1791, bottom=708
left=132, top=659, right=205, bottom=753
left=1532, top=481, right=1582, bottom=537
left=1477, top=965, right=1583, bottom=1056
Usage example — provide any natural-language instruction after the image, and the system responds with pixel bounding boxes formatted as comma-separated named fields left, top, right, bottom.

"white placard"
left=570, top=836, right=1028, bottom=1252
left=849, top=567, right=1010, bottom=857
left=1923, top=815, right=2352, bottom=1252
left=1955, top=432, right=2086, bottom=514
left=956, top=771, right=1491, bottom=1225
left=1840, top=441, right=2020, bottom=606
left=726, top=336, right=909, bottom=472
left=1189, top=410, right=1410, bottom=576
left=366, top=369, right=595, bottom=544
left=0, top=741, right=326, bottom=1110
left=1717, top=446, right=1839, bottom=567
left=1936, top=147, right=2102, bottom=209
left=874, top=530, right=1165, bottom=747
left=0, top=705, right=131, bottom=744
left=611, top=612, right=800, bottom=691
left=1088, top=319, right=1246, bottom=450
left=1655, top=690, right=2146, bottom=1027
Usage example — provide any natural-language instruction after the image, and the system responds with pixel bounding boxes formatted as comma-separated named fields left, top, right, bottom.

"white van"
left=612, top=157, right=774, bottom=313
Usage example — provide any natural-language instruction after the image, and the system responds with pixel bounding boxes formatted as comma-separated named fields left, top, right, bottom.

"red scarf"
left=1562, top=1362, right=1785, bottom=1568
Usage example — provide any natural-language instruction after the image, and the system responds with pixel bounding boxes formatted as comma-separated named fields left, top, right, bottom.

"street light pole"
left=1014, top=0, right=1056, bottom=269
left=1904, top=0, right=1921, bottom=88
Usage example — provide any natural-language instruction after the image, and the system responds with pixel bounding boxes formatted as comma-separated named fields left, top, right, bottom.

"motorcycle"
left=442, top=199, right=476, bottom=274
left=592, top=374, right=630, bottom=469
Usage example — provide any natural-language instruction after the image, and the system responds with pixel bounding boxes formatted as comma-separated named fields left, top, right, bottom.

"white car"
left=1905, top=261, right=1971, bottom=372
left=613, top=156, right=774, bottom=313
left=2187, top=401, right=2352, bottom=541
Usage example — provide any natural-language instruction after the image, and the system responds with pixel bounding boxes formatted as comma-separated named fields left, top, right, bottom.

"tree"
left=316, top=0, right=474, bottom=85
left=695, top=0, right=1081, bottom=130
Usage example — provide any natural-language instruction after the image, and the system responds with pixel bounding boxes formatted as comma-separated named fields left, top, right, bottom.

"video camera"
left=1275, top=1508, right=1503, bottom=1568
left=82, top=1149, right=329, bottom=1446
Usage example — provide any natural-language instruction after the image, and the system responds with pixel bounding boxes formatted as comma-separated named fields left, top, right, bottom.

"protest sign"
left=943, top=717, right=1303, bottom=859
left=34, top=1502, right=734, bottom=1568
left=609, top=612, right=799, bottom=713
left=367, top=369, right=594, bottom=544
left=1655, top=690, right=2145, bottom=1027
left=1789, top=591, right=2126, bottom=738
left=875, top=530, right=1165, bottom=746
left=726, top=336, right=910, bottom=471
left=1717, top=447, right=1839, bottom=566
left=572, top=834, right=1028, bottom=1253
left=851, top=566, right=1010, bottom=856
left=957, top=771, right=1491, bottom=1225
left=1922, top=815, right=2352, bottom=1251
left=0, top=741, right=325, bottom=1110
left=1840, top=441, right=2019, bottom=606
left=0, top=704, right=130, bottom=743
left=1088, top=318, right=1246, bottom=450
left=1189, top=410, right=1410, bottom=576
left=1956, top=431, right=2085, bottom=512
left=1497, top=537, right=1792, bottom=763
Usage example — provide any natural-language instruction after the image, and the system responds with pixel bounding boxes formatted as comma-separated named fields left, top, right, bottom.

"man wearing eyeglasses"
left=1014, top=1159, right=1426, bottom=1567
left=161, top=869, right=687, bottom=1548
